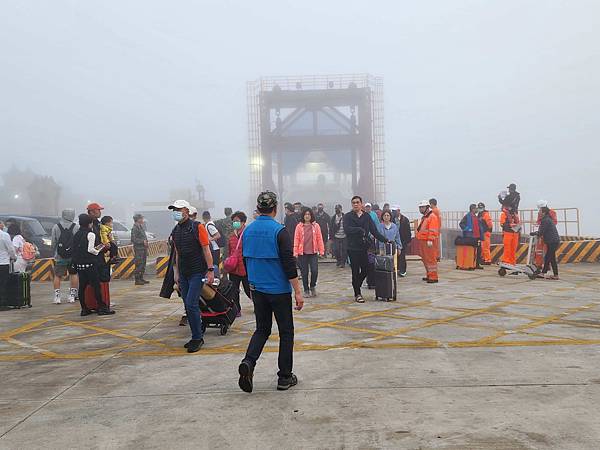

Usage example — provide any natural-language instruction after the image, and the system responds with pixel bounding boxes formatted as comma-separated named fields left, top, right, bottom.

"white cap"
left=168, top=199, right=191, bottom=210
left=536, top=200, right=548, bottom=209
left=364, top=202, right=372, bottom=207
left=189, top=206, right=198, bottom=216
left=418, top=199, right=430, bottom=207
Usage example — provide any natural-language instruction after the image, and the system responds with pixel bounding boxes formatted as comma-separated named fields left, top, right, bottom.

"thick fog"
left=1, top=1, right=599, bottom=233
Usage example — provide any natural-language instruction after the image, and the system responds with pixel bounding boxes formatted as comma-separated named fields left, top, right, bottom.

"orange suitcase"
left=456, top=245, right=477, bottom=270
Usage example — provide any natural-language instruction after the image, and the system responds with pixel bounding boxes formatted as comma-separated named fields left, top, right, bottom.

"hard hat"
left=418, top=199, right=430, bottom=208
left=536, top=200, right=548, bottom=209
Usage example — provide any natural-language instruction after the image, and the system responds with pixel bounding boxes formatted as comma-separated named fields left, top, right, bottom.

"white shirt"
left=87, top=232, right=101, bottom=255
left=12, top=234, right=25, bottom=256
left=205, top=222, right=220, bottom=251
left=0, top=230, right=17, bottom=265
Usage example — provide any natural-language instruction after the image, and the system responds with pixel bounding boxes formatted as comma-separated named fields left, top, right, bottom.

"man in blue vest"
left=238, top=191, right=303, bottom=393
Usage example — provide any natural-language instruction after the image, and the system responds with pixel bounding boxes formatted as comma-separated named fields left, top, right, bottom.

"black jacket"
left=537, top=214, right=560, bottom=244
left=315, top=211, right=331, bottom=241
left=499, top=191, right=520, bottom=211
left=395, top=214, right=412, bottom=247
left=343, top=211, right=387, bottom=251
left=284, top=213, right=299, bottom=241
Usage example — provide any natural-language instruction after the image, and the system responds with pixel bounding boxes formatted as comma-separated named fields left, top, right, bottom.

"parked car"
left=29, top=215, right=61, bottom=235
left=0, top=215, right=54, bottom=258
left=111, top=220, right=156, bottom=246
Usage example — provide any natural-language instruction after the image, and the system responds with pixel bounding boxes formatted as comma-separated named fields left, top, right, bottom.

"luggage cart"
left=498, top=234, right=537, bottom=280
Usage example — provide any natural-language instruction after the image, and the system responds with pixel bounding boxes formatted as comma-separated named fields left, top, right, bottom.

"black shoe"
left=179, top=316, right=188, bottom=326
left=80, top=309, right=93, bottom=317
left=97, top=309, right=115, bottom=315
left=340, top=264, right=345, bottom=269
left=476, top=266, right=484, bottom=270
left=238, top=361, right=254, bottom=393
left=186, top=339, right=204, bottom=353
left=422, top=277, right=429, bottom=281
left=427, top=279, right=439, bottom=284
left=277, top=373, right=298, bottom=391
left=134, top=279, right=145, bottom=286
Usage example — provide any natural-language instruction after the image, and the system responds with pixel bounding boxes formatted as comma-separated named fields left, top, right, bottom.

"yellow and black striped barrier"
left=156, top=256, right=170, bottom=278
left=30, top=257, right=139, bottom=281
left=491, top=240, right=600, bottom=264
left=118, top=241, right=169, bottom=258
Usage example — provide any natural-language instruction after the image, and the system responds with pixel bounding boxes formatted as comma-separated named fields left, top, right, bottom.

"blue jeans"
left=179, top=272, right=205, bottom=340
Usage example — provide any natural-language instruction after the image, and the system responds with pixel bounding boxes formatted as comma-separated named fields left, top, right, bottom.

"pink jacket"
left=294, top=222, right=325, bottom=256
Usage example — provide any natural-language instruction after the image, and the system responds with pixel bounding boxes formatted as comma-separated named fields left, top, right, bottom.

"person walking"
left=227, top=211, right=251, bottom=316
left=294, top=207, right=325, bottom=298
left=72, top=214, right=115, bottom=316
left=315, top=203, right=331, bottom=257
left=238, top=191, right=303, bottom=393
left=344, top=196, right=389, bottom=303
left=169, top=200, right=214, bottom=353
left=50, top=209, right=79, bottom=304
left=202, top=211, right=222, bottom=279
left=459, top=204, right=486, bottom=269
left=394, top=207, right=412, bottom=277
left=477, top=202, right=493, bottom=265
left=417, top=200, right=440, bottom=283
left=0, top=226, right=17, bottom=306
left=131, top=213, right=149, bottom=285
left=330, top=204, right=347, bottom=268
left=531, top=206, right=560, bottom=280
left=284, top=203, right=300, bottom=242
left=378, top=210, right=402, bottom=257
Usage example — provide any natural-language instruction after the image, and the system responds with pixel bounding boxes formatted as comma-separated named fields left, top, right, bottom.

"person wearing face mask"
left=314, top=203, right=331, bottom=258
left=227, top=211, right=250, bottom=316
left=168, top=200, right=214, bottom=353
left=416, top=200, right=440, bottom=283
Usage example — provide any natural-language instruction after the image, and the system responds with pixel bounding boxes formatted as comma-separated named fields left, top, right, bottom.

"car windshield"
left=112, top=222, right=128, bottom=232
left=24, top=220, right=47, bottom=236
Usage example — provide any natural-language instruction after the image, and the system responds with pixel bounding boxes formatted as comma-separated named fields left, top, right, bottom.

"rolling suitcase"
left=455, top=236, right=478, bottom=270
left=84, top=282, right=110, bottom=310
left=4, top=270, right=32, bottom=309
left=199, top=278, right=239, bottom=335
left=374, top=243, right=397, bottom=301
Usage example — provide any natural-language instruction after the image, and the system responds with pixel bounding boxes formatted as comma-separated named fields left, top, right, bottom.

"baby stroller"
left=199, top=278, right=239, bottom=335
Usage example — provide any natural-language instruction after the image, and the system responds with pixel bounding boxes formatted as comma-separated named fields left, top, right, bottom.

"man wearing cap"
left=499, top=183, right=521, bottom=212
left=169, top=200, right=214, bottom=353
left=238, top=191, right=303, bottom=393
left=87, top=202, right=111, bottom=282
left=131, top=213, right=149, bottom=285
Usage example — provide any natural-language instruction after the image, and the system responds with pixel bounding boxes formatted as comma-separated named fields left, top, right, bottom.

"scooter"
left=498, top=234, right=538, bottom=280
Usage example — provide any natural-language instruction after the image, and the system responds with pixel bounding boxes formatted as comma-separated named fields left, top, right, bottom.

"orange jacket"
left=416, top=211, right=440, bottom=241
left=479, top=210, right=493, bottom=233
left=537, top=209, right=558, bottom=225
left=431, top=206, right=442, bottom=230
left=293, top=222, right=325, bottom=256
left=500, top=209, right=520, bottom=233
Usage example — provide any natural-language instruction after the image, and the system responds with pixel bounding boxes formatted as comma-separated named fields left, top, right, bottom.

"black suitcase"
left=375, top=243, right=397, bottom=302
left=199, top=279, right=239, bottom=335
left=3, top=271, right=32, bottom=309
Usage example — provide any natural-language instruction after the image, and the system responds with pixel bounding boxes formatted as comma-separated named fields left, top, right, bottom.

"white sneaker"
left=53, top=296, right=61, bottom=305
left=68, top=288, right=77, bottom=303
left=67, top=296, right=76, bottom=303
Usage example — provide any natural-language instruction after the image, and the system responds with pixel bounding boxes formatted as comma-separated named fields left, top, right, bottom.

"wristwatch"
left=207, top=268, right=214, bottom=272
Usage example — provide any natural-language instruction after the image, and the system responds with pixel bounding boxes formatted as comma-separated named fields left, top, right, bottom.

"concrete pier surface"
left=1, top=261, right=599, bottom=449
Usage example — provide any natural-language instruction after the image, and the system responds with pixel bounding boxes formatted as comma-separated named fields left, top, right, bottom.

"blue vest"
left=242, top=216, right=291, bottom=294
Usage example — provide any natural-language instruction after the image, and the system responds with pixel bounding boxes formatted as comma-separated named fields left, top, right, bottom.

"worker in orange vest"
left=477, top=202, right=493, bottom=265
left=429, top=198, right=441, bottom=260
left=417, top=200, right=440, bottom=283
left=500, top=207, right=520, bottom=266
left=534, top=200, right=558, bottom=269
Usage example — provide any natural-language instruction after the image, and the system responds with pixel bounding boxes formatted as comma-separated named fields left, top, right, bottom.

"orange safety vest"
left=416, top=211, right=440, bottom=241
left=480, top=210, right=493, bottom=232
left=500, top=209, right=520, bottom=233
left=431, top=206, right=442, bottom=229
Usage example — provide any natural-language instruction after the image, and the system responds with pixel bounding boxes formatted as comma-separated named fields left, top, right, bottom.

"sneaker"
left=53, top=290, right=61, bottom=304
left=304, top=290, right=311, bottom=298
left=238, top=361, right=254, bottom=393
left=310, top=287, right=317, bottom=298
left=179, top=316, right=188, bottom=326
left=97, top=309, right=116, bottom=315
left=422, top=277, right=429, bottom=282
left=186, top=339, right=204, bottom=353
left=135, top=279, right=145, bottom=286
left=355, top=295, right=365, bottom=303
left=277, top=374, right=298, bottom=391
left=67, top=296, right=76, bottom=303
left=399, top=272, right=407, bottom=277
left=68, top=288, right=78, bottom=303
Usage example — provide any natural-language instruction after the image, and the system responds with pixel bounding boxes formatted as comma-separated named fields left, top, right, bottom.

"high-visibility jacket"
left=431, top=206, right=442, bottom=229
left=500, top=209, right=520, bottom=233
left=416, top=211, right=440, bottom=241
left=479, top=210, right=493, bottom=232
left=536, top=209, right=558, bottom=226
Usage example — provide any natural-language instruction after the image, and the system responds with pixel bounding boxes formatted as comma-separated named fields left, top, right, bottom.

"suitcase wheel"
left=220, top=324, right=228, bottom=336
left=498, top=268, right=507, bottom=277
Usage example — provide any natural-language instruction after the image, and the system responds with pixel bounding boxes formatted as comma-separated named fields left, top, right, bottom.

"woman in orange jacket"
left=294, top=207, right=325, bottom=297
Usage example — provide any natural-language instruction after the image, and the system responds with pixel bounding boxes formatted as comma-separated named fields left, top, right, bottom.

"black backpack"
left=56, top=223, right=76, bottom=259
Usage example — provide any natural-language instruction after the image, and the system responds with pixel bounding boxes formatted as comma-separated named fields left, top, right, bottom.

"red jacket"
left=293, top=222, right=325, bottom=256
left=227, top=230, right=246, bottom=276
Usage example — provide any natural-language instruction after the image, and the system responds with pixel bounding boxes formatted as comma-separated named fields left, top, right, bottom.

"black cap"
left=507, top=183, right=517, bottom=190
left=257, top=191, right=277, bottom=209
left=477, top=202, right=485, bottom=209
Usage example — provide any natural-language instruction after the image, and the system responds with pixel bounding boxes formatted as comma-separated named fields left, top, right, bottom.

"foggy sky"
left=1, top=0, right=599, bottom=233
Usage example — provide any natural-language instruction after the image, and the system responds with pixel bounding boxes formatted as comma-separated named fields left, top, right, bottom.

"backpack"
left=57, top=223, right=76, bottom=259
left=22, top=241, right=37, bottom=261
left=207, top=221, right=226, bottom=248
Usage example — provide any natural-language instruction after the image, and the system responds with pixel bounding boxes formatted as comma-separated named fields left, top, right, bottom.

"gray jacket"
left=51, top=209, right=79, bottom=260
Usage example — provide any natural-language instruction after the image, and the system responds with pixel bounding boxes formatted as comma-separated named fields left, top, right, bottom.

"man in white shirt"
left=0, top=227, right=17, bottom=306
left=202, top=211, right=222, bottom=279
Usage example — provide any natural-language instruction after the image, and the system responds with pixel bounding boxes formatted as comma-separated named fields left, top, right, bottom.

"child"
left=100, top=216, right=119, bottom=264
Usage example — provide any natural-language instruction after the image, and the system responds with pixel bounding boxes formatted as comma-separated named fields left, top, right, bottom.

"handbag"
left=223, top=232, right=243, bottom=273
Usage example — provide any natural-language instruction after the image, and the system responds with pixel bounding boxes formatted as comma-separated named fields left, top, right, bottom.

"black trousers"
left=333, top=237, right=348, bottom=267
left=397, top=247, right=407, bottom=274
left=229, top=273, right=251, bottom=311
left=297, top=254, right=318, bottom=291
left=0, top=265, right=9, bottom=305
left=77, top=265, right=108, bottom=312
left=543, top=242, right=559, bottom=276
left=348, top=249, right=369, bottom=297
left=243, top=290, right=294, bottom=379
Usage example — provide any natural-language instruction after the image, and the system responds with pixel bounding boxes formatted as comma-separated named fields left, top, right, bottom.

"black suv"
left=0, top=215, right=54, bottom=258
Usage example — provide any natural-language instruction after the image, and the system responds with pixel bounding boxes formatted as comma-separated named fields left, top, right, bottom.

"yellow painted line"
left=0, top=318, right=53, bottom=339
left=4, top=337, right=60, bottom=358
